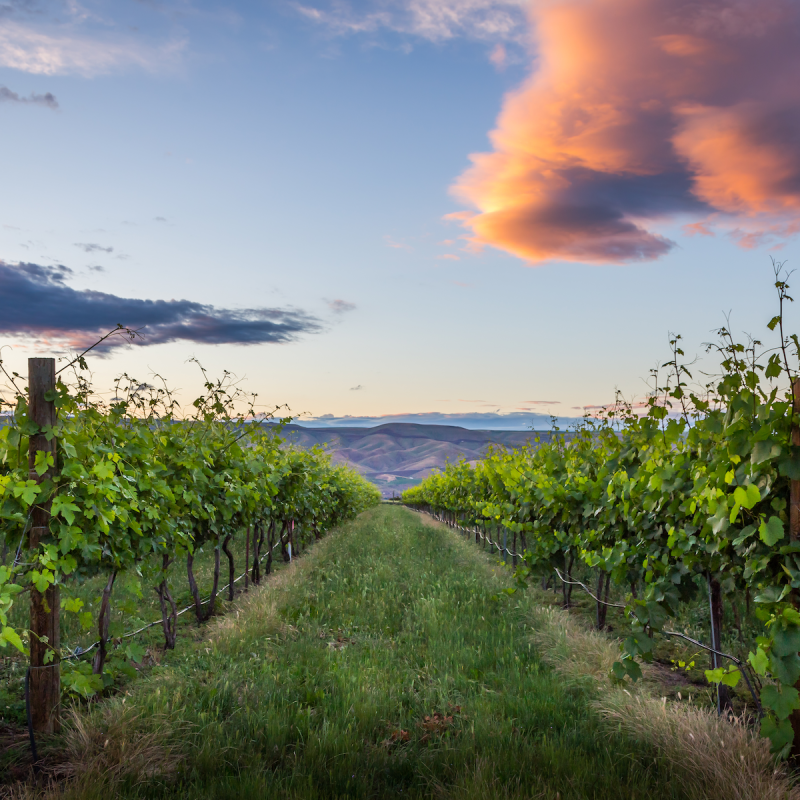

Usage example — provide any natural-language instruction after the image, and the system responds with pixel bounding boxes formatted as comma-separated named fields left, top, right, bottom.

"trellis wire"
left=63, top=533, right=287, bottom=660
left=416, top=507, right=763, bottom=717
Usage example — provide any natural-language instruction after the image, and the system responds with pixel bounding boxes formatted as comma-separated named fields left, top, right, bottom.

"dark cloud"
left=154, top=216, right=167, bottom=222
left=327, top=298, right=356, bottom=313
left=0, top=260, right=322, bottom=347
left=0, top=1, right=41, bottom=19
left=75, top=243, right=113, bottom=253
left=350, top=385, right=363, bottom=391
left=0, top=85, right=58, bottom=109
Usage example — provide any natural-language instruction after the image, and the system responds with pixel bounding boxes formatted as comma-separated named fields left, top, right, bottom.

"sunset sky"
left=2, top=0, right=799, bottom=429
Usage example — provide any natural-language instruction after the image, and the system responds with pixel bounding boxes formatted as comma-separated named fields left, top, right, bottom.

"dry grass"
left=528, top=604, right=617, bottom=684
left=525, top=596, right=800, bottom=800
left=600, top=694, right=795, bottom=800
left=52, top=707, right=187, bottom=783
left=0, top=705, right=192, bottom=800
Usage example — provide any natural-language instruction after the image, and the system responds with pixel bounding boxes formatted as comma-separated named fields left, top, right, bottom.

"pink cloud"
left=682, top=222, right=714, bottom=237
left=489, top=42, right=507, bottom=70
left=450, top=0, right=800, bottom=265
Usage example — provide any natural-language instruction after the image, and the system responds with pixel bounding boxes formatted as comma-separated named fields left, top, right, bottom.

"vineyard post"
left=791, top=378, right=800, bottom=750
left=28, top=357, right=60, bottom=733
left=503, top=528, right=507, bottom=564
left=792, top=379, right=800, bottom=540
left=244, top=524, right=250, bottom=591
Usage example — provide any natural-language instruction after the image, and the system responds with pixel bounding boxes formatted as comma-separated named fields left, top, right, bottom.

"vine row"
left=403, top=264, right=800, bottom=757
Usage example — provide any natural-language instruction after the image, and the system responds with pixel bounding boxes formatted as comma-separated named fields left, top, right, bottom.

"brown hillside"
left=277, top=422, right=548, bottom=497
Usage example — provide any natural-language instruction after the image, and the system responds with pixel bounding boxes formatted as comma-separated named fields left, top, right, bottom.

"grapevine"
left=403, top=264, right=800, bottom=757
left=0, top=351, right=380, bottom=716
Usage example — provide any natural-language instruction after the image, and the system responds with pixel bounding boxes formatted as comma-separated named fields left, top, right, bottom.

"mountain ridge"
left=279, top=422, right=549, bottom=497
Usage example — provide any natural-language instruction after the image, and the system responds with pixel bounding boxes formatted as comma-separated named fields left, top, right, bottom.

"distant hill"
left=279, top=422, right=552, bottom=498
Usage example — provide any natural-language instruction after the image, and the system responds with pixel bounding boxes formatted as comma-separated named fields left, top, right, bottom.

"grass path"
left=46, top=505, right=687, bottom=800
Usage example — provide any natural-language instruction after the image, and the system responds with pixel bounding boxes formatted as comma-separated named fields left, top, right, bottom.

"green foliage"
left=1, top=357, right=380, bottom=696
left=42, top=507, right=688, bottom=799
left=403, top=263, right=800, bottom=755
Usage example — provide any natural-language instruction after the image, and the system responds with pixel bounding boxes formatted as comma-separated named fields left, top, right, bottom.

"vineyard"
left=6, top=271, right=800, bottom=797
left=0, top=346, right=380, bottom=743
left=8, top=505, right=794, bottom=799
left=403, top=267, right=800, bottom=758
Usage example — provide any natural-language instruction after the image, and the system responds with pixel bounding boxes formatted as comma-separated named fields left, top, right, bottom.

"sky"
left=1, top=0, right=799, bottom=429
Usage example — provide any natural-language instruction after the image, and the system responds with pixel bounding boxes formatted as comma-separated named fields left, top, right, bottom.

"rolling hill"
left=280, top=422, right=549, bottom=497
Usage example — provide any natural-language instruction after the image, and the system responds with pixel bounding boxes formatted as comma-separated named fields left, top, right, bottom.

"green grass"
left=32, top=505, right=692, bottom=800
left=1, top=526, right=299, bottom=728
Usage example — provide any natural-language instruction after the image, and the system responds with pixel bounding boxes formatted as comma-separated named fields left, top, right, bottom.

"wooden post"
left=791, top=379, right=800, bottom=751
left=790, top=379, right=800, bottom=752
left=28, top=358, right=60, bottom=733
left=792, top=378, right=800, bottom=540
left=244, top=525, right=250, bottom=591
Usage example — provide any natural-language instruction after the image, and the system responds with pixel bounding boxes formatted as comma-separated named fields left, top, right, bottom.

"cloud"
left=0, top=84, right=58, bottom=108
left=437, top=253, right=460, bottom=260
left=327, top=298, right=357, bottom=313
left=0, top=19, right=186, bottom=77
left=0, top=260, right=322, bottom=348
left=489, top=42, right=506, bottom=69
left=451, top=0, right=800, bottom=264
left=75, top=242, right=113, bottom=253
left=295, top=0, right=527, bottom=43
left=350, top=384, right=363, bottom=391
left=384, top=235, right=411, bottom=250
left=154, top=216, right=167, bottom=222
left=682, top=221, right=714, bottom=237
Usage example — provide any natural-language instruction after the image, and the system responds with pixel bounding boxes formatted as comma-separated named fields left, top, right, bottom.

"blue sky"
left=2, top=0, right=799, bottom=429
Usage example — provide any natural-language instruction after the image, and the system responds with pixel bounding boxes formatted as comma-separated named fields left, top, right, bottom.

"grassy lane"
left=48, top=506, right=686, bottom=800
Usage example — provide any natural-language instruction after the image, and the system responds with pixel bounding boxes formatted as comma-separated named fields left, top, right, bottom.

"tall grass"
left=9, top=507, right=715, bottom=798
left=506, top=552, right=800, bottom=800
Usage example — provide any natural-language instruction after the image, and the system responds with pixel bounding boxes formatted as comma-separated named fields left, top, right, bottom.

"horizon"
left=290, top=412, right=578, bottom=431
left=2, top=0, right=799, bottom=417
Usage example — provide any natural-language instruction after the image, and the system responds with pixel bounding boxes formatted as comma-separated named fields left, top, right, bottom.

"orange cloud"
left=451, top=0, right=800, bottom=264
left=682, top=222, right=714, bottom=237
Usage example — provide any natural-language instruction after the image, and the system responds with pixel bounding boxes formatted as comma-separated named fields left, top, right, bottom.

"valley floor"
left=14, top=507, right=706, bottom=798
